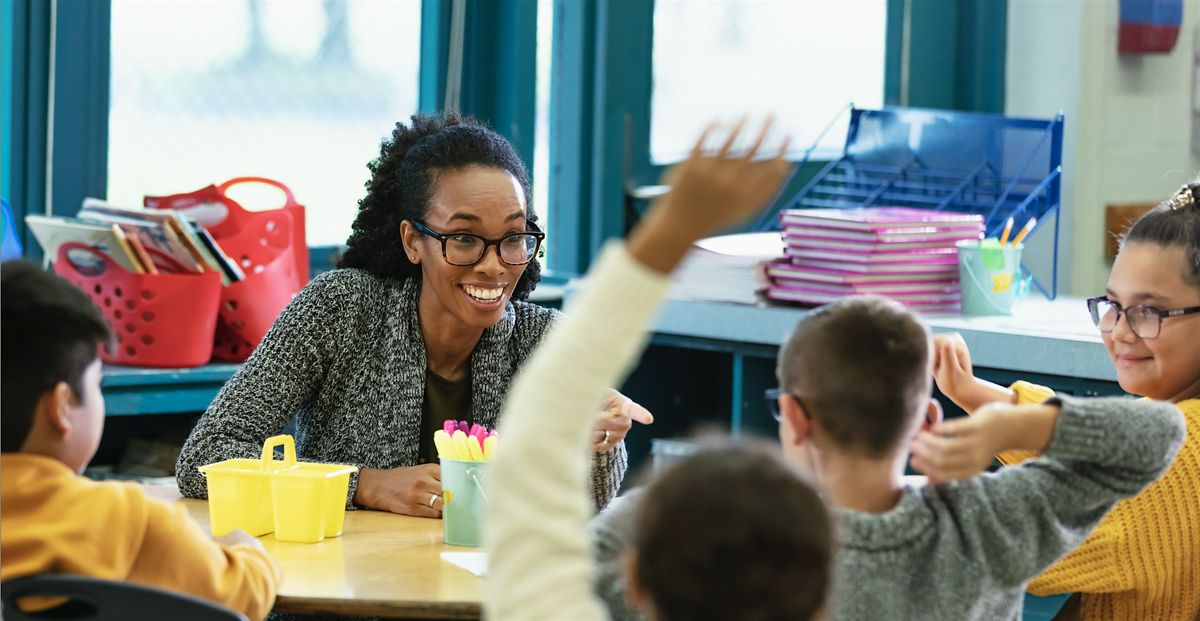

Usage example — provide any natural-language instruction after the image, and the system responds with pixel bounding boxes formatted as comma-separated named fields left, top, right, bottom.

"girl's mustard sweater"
left=1006, top=381, right=1199, bottom=621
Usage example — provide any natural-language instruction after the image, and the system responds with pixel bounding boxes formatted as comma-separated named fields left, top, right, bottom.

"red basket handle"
left=55, top=242, right=129, bottom=278
left=218, top=177, right=301, bottom=209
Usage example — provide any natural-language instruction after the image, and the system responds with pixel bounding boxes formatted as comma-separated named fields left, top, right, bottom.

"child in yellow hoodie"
left=932, top=183, right=1200, bottom=620
left=1, top=261, right=281, bottom=620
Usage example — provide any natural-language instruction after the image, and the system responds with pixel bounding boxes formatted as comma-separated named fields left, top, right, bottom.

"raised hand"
left=932, top=333, right=1016, bottom=413
left=628, top=117, right=792, bottom=274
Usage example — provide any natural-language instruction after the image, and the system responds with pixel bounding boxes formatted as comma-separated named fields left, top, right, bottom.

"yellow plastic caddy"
left=199, top=435, right=357, bottom=543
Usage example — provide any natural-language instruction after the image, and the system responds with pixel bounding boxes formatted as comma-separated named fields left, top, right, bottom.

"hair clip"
left=1168, top=184, right=1196, bottom=211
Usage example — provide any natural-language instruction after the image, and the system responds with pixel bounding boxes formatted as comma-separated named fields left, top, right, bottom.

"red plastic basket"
left=54, top=243, right=222, bottom=368
left=145, top=177, right=309, bottom=361
left=210, top=210, right=300, bottom=362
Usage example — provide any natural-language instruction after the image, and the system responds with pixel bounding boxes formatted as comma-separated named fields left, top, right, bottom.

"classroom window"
left=108, top=0, right=421, bottom=246
left=650, top=0, right=886, bottom=164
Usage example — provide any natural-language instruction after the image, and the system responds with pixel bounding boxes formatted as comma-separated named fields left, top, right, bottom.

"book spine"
left=109, top=225, right=146, bottom=274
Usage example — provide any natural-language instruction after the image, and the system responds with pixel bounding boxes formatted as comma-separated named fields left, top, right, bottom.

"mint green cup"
left=957, top=239, right=1024, bottom=316
left=440, top=458, right=488, bottom=547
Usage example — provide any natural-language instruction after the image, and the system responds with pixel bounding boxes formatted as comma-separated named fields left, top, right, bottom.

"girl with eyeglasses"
left=176, top=113, right=652, bottom=520
left=932, top=182, right=1200, bottom=621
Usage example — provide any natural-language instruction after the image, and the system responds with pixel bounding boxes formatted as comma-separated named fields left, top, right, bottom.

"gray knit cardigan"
left=176, top=268, right=627, bottom=510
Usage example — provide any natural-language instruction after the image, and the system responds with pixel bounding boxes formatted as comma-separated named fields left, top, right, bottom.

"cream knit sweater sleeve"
left=485, top=242, right=670, bottom=621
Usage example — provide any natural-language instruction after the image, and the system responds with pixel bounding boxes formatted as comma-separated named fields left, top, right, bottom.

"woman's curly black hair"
left=338, top=111, right=541, bottom=299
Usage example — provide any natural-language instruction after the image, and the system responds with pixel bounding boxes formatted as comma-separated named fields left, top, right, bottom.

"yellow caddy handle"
left=261, top=434, right=298, bottom=471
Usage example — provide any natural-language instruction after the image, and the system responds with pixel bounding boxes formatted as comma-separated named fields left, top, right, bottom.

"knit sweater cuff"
left=1042, top=394, right=1184, bottom=473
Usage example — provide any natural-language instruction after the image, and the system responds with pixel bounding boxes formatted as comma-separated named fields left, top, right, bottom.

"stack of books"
left=25, top=198, right=244, bottom=284
left=669, top=232, right=783, bottom=304
left=765, top=207, right=984, bottom=313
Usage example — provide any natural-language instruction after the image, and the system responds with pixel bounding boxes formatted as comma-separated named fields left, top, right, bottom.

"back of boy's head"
left=2, top=261, right=111, bottom=452
left=633, top=440, right=832, bottom=621
left=1123, top=181, right=1200, bottom=290
left=777, top=295, right=932, bottom=458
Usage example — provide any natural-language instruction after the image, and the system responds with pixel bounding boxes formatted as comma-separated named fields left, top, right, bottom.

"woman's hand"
left=355, top=464, right=443, bottom=518
left=932, top=333, right=1016, bottom=413
left=591, top=391, right=655, bottom=452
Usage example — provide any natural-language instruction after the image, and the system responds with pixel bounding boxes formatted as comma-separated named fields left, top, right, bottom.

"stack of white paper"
left=668, top=232, right=783, bottom=305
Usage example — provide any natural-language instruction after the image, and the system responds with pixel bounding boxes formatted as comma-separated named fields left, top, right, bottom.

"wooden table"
left=151, top=488, right=483, bottom=619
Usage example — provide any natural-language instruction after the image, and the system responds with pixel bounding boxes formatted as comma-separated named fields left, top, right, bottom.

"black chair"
left=1, top=574, right=248, bottom=621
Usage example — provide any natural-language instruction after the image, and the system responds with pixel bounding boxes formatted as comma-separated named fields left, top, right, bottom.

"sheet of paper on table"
left=441, top=551, right=488, bottom=577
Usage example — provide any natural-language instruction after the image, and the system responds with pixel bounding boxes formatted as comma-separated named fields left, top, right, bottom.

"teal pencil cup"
left=440, top=458, right=488, bottom=547
left=957, top=239, right=1028, bottom=316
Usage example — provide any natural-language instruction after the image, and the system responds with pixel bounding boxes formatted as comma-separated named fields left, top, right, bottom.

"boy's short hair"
left=633, top=439, right=832, bottom=621
left=2, top=261, right=111, bottom=452
left=777, top=296, right=932, bottom=458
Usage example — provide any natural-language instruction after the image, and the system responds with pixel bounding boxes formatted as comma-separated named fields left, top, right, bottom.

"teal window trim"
left=1, top=0, right=15, bottom=206
left=51, top=0, right=110, bottom=218
left=5, top=0, right=53, bottom=255
left=420, top=0, right=537, bottom=175
left=884, top=0, right=1006, bottom=112
left=418, top=0, right=451, bottom=115
left=6, top=0, right=109, bottom=262
left=545, top=0, right=596, bottom=276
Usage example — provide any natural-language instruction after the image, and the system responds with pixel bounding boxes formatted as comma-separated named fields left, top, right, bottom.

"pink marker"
left=443, top=420, right=457, bottom=436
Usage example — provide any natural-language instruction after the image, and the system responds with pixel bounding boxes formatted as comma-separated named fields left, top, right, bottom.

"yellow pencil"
left=1010, top=217, right=1037, bottom=247
left=452, top=430, right=472, bottom=461
left=434, top=430, right=453, bottom=460
left=467, top=436, right=485, bottom=461
left=999, top=216, right=1014, bottom=246
left=483, top=436, right=497, bottom=460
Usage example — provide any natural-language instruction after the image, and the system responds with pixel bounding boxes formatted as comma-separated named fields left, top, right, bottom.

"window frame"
left=546, top=0, right=1007, bottom=275
left=4, top=0, right=538, bottom=273
left=4, top=0, right=1004, bottom=278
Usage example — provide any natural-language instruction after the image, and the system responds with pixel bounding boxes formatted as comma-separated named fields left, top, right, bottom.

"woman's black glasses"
left=410, top=220, right=545, bottom=266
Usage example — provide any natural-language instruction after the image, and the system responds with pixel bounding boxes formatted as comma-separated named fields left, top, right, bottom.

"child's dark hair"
left=777, top=296, right=932, bottom=458
left=1121, top=181, right=1200, bottom=290
left=338, top=111, right=542, bottom=299
left=2, top=261, right=111, bottom=452
left=634, top=439, right=832, bottom=621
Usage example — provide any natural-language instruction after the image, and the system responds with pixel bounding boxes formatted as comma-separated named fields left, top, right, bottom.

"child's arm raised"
left=913, top=395, right=1184, bottom=590
left=931, top=333, right=1017, bottom=413
left=485, top=119, right=791, bottom=621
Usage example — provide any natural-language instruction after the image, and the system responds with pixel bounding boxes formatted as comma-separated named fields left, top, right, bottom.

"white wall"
left=1007, top=0, right=1200, bottom=296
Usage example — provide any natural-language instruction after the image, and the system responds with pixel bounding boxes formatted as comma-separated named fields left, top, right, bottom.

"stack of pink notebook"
left=766, top=207, right=984, bottom=313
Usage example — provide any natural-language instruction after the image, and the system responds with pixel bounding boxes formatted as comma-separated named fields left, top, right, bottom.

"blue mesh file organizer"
left=757, top=107, right=1064, bottom=299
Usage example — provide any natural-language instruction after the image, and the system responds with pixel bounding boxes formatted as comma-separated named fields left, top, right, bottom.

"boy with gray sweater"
left=591, top=296, right=1185, bottom=621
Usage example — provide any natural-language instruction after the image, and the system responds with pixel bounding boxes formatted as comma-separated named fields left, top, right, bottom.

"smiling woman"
left=176, top=113, right=646, bottom=516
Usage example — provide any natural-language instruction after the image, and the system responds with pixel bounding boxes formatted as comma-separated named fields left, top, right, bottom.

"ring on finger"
left=603, top=430, right=611, bottom=445
left=428, top=493, right=438, bottom=507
